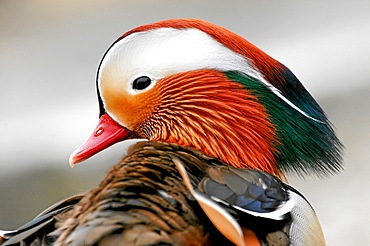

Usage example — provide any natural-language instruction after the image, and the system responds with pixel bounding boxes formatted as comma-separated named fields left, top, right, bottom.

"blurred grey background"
left=1, top=1, right=369, bottom=245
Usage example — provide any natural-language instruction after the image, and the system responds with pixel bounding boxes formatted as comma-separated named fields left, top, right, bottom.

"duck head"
left=69, top=19, right=342, bottom=177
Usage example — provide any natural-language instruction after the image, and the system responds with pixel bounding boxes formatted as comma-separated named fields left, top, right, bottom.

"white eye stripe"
left=98, top=27, right=262, bottom=90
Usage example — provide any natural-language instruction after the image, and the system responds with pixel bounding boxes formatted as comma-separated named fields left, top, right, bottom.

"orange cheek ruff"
left=150, top=70, right=280, bottom=176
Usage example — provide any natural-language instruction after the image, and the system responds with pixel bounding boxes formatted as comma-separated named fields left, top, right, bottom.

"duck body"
left=1, top=141, right=325, bottom=246
left=1, top=18, right=343, bottom=245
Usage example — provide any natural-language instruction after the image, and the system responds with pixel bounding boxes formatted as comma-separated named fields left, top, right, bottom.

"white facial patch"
left=98, top=26, right=321, bottom=122
left=98, top=27, right=264, bottom=95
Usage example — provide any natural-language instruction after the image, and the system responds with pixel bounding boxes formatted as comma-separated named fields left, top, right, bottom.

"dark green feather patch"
left=225, top=71, right=343, bottom=176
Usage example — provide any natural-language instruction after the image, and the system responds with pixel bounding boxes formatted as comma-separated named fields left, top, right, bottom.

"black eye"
left=133, top=76, right=152, bottom=90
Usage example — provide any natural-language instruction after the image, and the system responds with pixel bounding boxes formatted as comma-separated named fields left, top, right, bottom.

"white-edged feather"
left=210, top=192, right=295, bottom=221
left=173, top=157, right=246, bottom=246
left=0, top=230, right=16, bottom=239
left=288, top=191, right=326, bottom=246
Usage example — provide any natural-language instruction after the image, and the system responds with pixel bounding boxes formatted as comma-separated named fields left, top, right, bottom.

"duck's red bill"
left=69, top=113, right=130, bottom=167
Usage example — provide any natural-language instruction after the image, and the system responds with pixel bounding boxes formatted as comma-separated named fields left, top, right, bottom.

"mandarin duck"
left=0, top=19, right=342, bottom=245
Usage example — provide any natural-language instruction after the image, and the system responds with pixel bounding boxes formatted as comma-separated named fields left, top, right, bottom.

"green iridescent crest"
left=225, top=71, right=343, bottom=176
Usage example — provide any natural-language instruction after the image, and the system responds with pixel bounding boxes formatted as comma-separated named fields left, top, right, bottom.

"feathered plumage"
left=1, top=141, right=325, bottom=246
left=69, top=18, right=343, bottom=177
left=1, top=19, right=342, bottom=245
